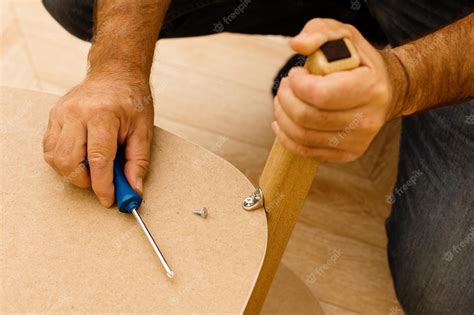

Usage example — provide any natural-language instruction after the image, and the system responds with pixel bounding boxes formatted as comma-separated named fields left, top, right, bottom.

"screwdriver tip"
left=167, top=270, right=175, bottom=279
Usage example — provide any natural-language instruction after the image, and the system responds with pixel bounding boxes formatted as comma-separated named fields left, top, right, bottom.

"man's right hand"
left=42, top=74, right=154, bottom=207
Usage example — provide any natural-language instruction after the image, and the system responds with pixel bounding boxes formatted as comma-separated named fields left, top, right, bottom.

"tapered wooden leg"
left=244, top=141, right=319, bottom=314
left=244, top=38, right=360, bottom=313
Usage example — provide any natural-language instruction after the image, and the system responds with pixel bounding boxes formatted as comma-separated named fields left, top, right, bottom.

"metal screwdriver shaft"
left=131, top=208, right=174, bottom=278
left=113, top=150, right=174, bottom=279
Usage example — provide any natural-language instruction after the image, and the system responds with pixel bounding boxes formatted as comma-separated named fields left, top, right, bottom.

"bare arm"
left=388, top=13, right=474, bottom=117
left=89, top=0, right=170, bottom=79
left=43, top=0, right=170, bottom=207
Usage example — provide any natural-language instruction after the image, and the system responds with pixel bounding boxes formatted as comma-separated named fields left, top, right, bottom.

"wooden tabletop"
left=0, top=87, right=267, bottom=313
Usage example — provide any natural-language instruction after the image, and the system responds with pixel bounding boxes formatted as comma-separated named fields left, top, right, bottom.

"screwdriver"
left=113, top=150, right=174, bottom=279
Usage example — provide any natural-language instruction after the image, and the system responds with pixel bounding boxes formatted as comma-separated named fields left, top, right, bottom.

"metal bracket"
left=242, top=188, right=264, bottom=211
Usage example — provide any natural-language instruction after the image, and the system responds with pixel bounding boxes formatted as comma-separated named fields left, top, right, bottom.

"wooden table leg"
left=244, top=38, right=360, bottom=314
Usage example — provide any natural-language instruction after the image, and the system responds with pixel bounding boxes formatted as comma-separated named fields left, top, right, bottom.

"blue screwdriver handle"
left=113, top=150, right=142, bottom=213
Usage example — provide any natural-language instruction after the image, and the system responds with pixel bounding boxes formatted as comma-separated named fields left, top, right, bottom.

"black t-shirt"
left=366, top=0, right=474, bottom=46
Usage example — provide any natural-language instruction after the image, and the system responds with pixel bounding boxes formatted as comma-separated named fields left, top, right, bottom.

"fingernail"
left=136, top=177, right=143, bottom=194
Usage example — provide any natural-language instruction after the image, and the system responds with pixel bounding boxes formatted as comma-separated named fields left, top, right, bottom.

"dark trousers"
left=42, top=0, right=474, bottom=313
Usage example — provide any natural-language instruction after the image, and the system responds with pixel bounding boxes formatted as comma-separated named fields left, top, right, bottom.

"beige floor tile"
left=0, top=2, right=41, bottom=91
left=12, top=0, right=89, bottom=92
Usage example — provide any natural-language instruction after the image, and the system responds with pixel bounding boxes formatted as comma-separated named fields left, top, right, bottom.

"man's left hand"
left=273, top=18, right=403, bottom=162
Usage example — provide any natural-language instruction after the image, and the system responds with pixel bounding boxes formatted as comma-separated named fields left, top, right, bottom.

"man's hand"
left=43, top=75, right=153, bottom=207
left=273, top=18, right=403, bottom=162
left=274, top=14, right=473, bottom=162
left=42, top=0, right=170, bottom=206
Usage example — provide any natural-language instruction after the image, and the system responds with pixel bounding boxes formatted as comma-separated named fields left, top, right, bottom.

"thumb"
left=289, top=19, right=353, bottom=56
left=124, top=128, right=152, bottom=195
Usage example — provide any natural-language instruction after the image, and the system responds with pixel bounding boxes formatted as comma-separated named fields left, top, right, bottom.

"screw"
left=243, top=197, right=254, bottom=207
left=192, top=207, right=208, bottom=218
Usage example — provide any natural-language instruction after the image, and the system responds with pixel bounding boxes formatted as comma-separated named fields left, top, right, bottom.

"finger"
left=291, top=18, right=376, bottom=70
left=290, top=18, right=353, bottom=56
left=272, top=121, right=358, bottom=162
left=274, top=97, right=336, bottom=147
left=274, top=97, right=368, bottom=151
left=43, top=119, right=61, bottom=167
left=53, top=120, right=90, bottom=188
left=124, top=125, right=152, bottom=195
left=87, top=114, right=119, bottom=207
left=287, top=66, right=307, bottom=78
left=288, top=66, right=372, bottom=110
left=276, top=77, right=367, bottom=130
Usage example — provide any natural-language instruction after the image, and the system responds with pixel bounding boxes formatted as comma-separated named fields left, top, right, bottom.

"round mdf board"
left=0, top=87, right=267, bottom=313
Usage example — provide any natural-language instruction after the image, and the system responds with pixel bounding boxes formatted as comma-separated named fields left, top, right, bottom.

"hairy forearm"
left=386, top=13, right=473, bottom=117
left=88, top=0, right=170, bottom=80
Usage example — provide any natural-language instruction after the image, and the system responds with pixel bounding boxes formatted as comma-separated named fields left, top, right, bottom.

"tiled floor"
left=0, top=1, right=402, bottom=313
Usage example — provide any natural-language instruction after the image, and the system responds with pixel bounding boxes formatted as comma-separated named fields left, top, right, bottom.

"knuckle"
left=359, top=116, right=384, bottom=133
left=43, top=152, right=54, bottom=165
left=88, top=106, right=113, bottom=120
left=371, top=79, right=390, bottom=99
left=48, top=106, right=58, bottom=118
left=293, top=144, right=311, bottom=158
left=89, top=103, right=109, bottom=113
left=42, top=132, right=55, bottom=149
left=60, top=100, right=81, bottom=115
left=134, top=158, right=150, bottom=173
left=309, top=18, right=326, bottom=28
left=53, top=154, right=72, bottom=171
left=344, top=23, right=358, bottom=34
left=88, top=151, right=111, bottom=169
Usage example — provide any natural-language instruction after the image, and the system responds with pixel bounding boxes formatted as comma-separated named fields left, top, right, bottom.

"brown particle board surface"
left=0, top=87, right=267, bottom=313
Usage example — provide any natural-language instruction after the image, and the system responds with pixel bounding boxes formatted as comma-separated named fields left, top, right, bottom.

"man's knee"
left=42, top=0, right=94, bottom=41
left=390, top=244, right=474, bottom=314
left=387, top=205, right=474, bottom=314
left=387, top=101, right=474, bottom=313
